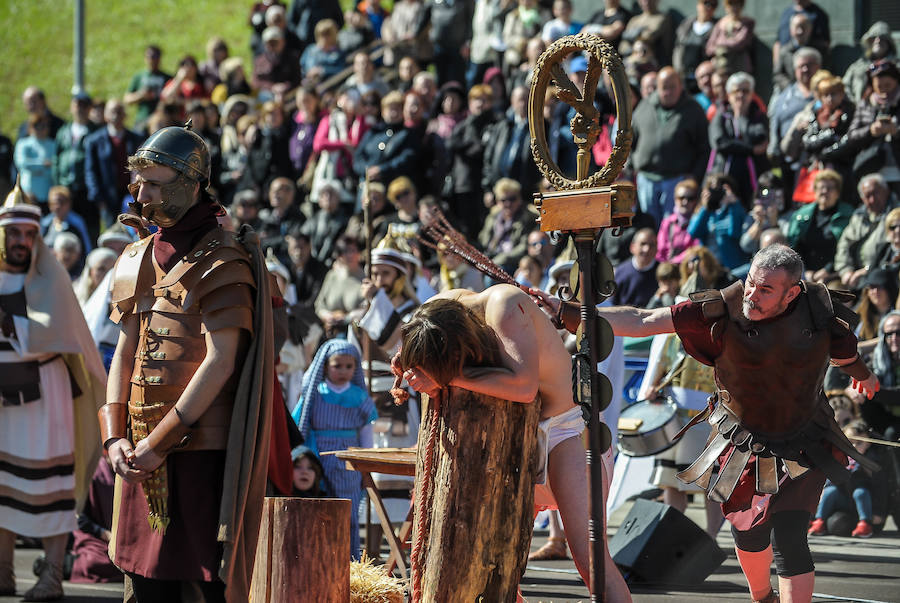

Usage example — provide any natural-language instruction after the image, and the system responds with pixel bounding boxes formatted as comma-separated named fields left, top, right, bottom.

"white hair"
left=85, top=247, right=118, bottom=269
left=793, top=47, right=822, bottom=69
left=726, top=71, right=755, bottom=93
left=53, top=231, right=82, bottom=253
left=858, top=172, right=888, bottom=196
left=751, top=243, right=804, bottom=282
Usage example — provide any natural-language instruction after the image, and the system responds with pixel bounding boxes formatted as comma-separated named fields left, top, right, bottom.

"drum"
left=617, top=398, right=686, bottom=457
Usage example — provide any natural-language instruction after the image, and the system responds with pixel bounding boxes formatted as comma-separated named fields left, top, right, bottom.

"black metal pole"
left=575, top=231, right=606, bottom=602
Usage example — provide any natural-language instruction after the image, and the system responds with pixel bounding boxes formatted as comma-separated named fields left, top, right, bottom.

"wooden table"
left=334, top=448, right=416, bottom=578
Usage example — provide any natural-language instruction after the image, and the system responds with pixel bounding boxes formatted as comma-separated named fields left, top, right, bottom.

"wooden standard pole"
left=412, top=388, right=541, bottom=602
left=250, top=497, right=351, bottom=602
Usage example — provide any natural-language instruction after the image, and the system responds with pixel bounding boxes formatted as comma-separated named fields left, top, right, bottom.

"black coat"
left=353, top=121, right=421, bottom=188
left=482, top=114, right=541, bottom=197
left=445, top=111, right=495, bottom=196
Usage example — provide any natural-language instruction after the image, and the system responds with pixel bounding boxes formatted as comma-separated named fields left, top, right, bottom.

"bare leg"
left=548, top=436, right=632, bottom=602
left=735, top=545, right=775, bottom=600
left=662, top=487, right=687, bottom=513
left=778, top=571, right=814, bottom=603
left=0, top=528, right=15, bottom=594
left=705, top=498, right=724, bottom=538
left=528, top=511, right=569, bottom=560
left=23, top=533, right=66, bottom=601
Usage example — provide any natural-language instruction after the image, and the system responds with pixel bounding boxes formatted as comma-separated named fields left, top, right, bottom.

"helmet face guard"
left=127, top=122, right=211, bottom=228
left=127, top=174, right=198, bottom=228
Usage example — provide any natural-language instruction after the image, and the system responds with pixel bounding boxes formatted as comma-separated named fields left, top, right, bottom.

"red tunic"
left=670, top=299, right=855, bottom=529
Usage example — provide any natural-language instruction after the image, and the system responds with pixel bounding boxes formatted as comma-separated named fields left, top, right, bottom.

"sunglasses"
left=677, top=194, right=698, bottom=201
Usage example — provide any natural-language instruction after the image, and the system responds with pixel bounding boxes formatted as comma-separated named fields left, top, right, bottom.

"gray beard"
left=742, top=300, right=755, bottom=320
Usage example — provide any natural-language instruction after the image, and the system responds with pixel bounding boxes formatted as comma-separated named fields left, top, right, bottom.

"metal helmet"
left=127, top=121, right=210, bottom=228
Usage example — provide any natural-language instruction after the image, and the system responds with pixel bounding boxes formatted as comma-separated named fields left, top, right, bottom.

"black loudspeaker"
left=609, top=499, right=726, bottom=585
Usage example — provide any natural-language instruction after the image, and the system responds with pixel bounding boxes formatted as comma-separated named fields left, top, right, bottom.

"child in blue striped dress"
left=291, top=339, right=377, bottom=559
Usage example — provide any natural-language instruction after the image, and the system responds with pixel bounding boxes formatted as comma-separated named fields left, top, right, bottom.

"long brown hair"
left=399, top=298, right=503, bottom=387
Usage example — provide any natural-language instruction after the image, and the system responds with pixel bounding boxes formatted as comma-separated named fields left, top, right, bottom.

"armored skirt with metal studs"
left=669, top=281, right=879, bottom=528
left=105, top=227, right=255, bottom=580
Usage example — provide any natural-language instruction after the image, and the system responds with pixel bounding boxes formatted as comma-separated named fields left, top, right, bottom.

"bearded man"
left=0, top=180, right=106, bottom=601
left=538, top=243, right=879, bottom=603
left=98, top=124, right=273, bottom=602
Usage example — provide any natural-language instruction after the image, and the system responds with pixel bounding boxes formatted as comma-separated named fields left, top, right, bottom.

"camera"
left=706, top=185, right=726, bottom=211
left=755, top=187, right=783, bottom=210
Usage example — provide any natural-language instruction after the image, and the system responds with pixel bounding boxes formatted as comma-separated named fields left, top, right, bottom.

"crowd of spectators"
left=2, top=0, right=900, bottom=574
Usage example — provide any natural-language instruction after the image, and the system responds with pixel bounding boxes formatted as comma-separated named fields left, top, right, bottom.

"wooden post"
left=251, top=497, right=350, bottom=603
left=413, top=388, right=541, bottom=603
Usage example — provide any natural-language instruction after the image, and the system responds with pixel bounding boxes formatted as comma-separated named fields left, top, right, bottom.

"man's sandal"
left=528, top=537, right=569, bottom=561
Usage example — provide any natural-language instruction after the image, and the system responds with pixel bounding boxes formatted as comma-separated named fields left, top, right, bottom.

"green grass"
left=0, top=0, right=254, bottom=135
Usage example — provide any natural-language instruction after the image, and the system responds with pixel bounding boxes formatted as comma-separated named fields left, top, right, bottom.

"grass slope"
left=0, top=0, right=252, bottom=135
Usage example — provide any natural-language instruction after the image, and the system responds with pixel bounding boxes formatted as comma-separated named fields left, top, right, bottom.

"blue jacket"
left=84, top=128, right=143, bottom=213
left=688, top=201, right=749, bottom=270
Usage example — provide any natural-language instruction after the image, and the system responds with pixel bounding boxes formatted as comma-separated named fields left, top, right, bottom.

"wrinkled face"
left=814, top=177, right=840, bottom=210
left=629, top=231, right=657, bottom=267
left=860, top=180, right=888, bottom=214
left=326, top=353, right=356, bottom=386
left=742, top=265, right=798, bottom=321
left=884, top=315, right=900, bottom=357
left=372, top=264, right=400, bottom=292
left=292, top=457, right=318, bottom=491
left=3, top=224, right=38, bottom=270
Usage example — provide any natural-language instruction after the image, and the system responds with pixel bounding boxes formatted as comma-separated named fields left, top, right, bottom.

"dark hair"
left=333, top=235, right=360, bottom=258
left=286, top=224, right=310, bottom=242
left=399, top=299, right=503, bottom=388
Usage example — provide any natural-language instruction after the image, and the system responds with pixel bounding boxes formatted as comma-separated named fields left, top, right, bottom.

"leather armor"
left=676, top=281, right=879, bottom=503
left=105, top=228, right=256, bottom=453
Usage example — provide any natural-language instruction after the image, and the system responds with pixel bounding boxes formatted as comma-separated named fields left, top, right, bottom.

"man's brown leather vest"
left=110, top=228, right=256, bottom=452
left=714, top=282, right=831, bottom=436
left=676, top=281, right=878, bottom=503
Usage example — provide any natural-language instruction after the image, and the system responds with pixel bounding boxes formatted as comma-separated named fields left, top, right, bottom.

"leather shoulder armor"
left=688, top=288, right=727, bottom=320
left=804, top=282, right=860, bottom=335
left=110, top=235, right=155, bottom=323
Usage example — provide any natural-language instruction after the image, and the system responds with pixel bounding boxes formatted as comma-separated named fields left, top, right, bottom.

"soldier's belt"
left=128, top=400, right=230, bottom=451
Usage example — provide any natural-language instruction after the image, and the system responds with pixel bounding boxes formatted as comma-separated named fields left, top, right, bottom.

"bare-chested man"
left=399, top=284, right=632, bottom=602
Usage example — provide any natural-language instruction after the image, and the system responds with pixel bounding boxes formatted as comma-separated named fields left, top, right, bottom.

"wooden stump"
left=413, top=387, right=541, bottom=603
left=250, top=497, right=350, bottom=602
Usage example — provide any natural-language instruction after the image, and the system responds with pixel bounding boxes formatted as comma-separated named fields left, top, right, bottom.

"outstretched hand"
left=527, top=287, right=561, bottom=324
left=851, top=373, right=880, bottom=400
left=403, top=366, right=440, bottom=398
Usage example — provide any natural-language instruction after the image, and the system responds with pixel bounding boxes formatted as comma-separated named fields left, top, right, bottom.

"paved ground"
left=3, top=498, right=897, bottom=602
